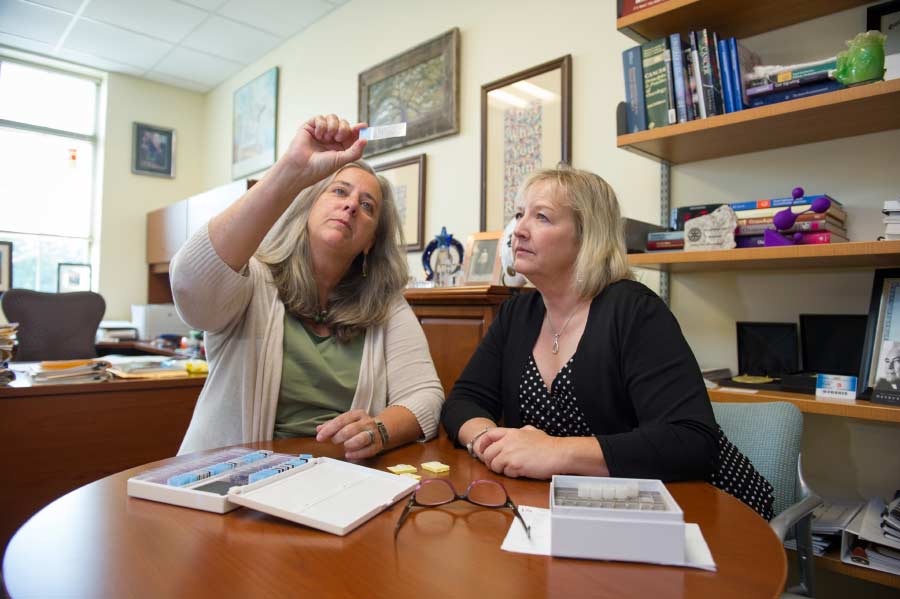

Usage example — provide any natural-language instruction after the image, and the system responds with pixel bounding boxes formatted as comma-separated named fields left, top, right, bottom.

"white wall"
left=98, top=73, right=206, bottom=319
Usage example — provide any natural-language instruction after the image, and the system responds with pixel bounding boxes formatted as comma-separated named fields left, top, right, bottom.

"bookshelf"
left=618, top=0, right=871, bottom=43
left=617, top=79, right=900, bottom=164
left=787, top=548, right=900, bottom=590
left=709, top=388, right=900, bottom=424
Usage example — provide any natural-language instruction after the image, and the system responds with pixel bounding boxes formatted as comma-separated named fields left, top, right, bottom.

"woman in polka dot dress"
left=441, top=165, right=773, bottom=520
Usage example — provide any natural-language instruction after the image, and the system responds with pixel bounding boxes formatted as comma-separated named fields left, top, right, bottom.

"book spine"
left=689, top=31, right=707, bottom=118
left=735, top=220, right=844, bottom=236
left=747, top=59, right=838, bottom=86
left=735, top=231, right=847, bottom=247
left=669, top=34, right=688, bottom=123
left=730, top=194, right=840, bottom=211
left=663, top=40, right=677, bottom=125
left=697, top=30, right=719, bottom=116
left=748, top=80, right=845, bottom=107
left=647, top=240, right=685, bottom=250
left=746, top=70, right=833, bottom=98
left=737, top=212, right=832, bottom=226
left=711, top=31, right=726, bottom=114
left=683, top=47, right=697, bottom=120
left=717, top=38, right=734, bottom=113
left=727, top=37, right=743, bottom=111
left=647, top=231, right=685, bottom=241
left=642, top=38, right=672, bottom=129
left=622, top=46, right=647, bottom=133
left=733, top=205, right=847, bottom=222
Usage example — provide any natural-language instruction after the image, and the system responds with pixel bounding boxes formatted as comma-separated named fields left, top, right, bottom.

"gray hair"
left=519, top=165, right=633, bottom=299
left=256, top=160, right=408, bottom=340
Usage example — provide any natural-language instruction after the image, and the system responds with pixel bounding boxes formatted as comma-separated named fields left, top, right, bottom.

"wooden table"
left=3, top=437, right=786, bottom=599
left=0, top=375, right=204, bottom=558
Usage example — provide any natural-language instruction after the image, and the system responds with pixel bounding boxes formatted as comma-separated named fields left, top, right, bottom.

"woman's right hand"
left=283, top=114, right=368, bottom=187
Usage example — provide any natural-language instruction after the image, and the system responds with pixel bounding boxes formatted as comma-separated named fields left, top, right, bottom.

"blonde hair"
left=520, top=165, right=633, bottom=299
left=256, top=161, right=408, bottom=341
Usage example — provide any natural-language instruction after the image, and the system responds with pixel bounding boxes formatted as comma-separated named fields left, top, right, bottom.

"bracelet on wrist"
left=466, top=426, right=492, bottom=458
left=374, top=418, right=390, bottom=449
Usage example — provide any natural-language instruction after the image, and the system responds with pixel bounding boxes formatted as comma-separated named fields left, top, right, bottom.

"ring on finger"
left=366, top=429, right=376, bottom=445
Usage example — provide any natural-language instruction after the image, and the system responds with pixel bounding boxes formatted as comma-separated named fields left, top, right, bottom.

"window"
left=0, top=59, right=100, bottom=292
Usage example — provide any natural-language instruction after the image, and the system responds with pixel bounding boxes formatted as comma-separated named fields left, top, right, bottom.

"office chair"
left=711, top=401, right=823, bottom=598
left=0, top=288, right=106, bottom=361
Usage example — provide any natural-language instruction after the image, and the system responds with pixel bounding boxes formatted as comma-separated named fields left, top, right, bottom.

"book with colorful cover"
left=695, top=30, right=720, bottom=116
left=622, top=46, right=647, bottom=132
left=735, top=231, right=848, bottom=248
left=737, top=212, right=839, bottom=226
left=748, top=79, right=845, bottom=108
left=733, top=204, right=847, bottom=222
left=689, top=31, right=707, bottom=118
left=647, top=239, right=685, bottom=250
left=669, top=34, right=688, bottom=123
left=729, top=194, right=842, bottom=211
left=642, top=38, right=675, bottom=129
left=735, top=219, right=846, bottom=236
left=747, top=57, right=837, bottom=87
left=746, top=70, right=834, bottom=98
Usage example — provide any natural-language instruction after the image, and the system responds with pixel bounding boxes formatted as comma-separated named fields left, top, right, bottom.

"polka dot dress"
left=518, top=354, right=592, bottom=437
left=709, top=426, right=775, bottom=521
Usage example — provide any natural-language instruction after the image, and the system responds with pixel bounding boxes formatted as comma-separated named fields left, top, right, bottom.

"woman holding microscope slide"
left=171, top=114, right=443, bottom=458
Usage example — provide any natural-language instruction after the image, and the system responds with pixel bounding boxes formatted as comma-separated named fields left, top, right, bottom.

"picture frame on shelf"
left=232, top=67, right=279, bottom=180
left=373, top=154, right=426, bottom=252
left=867, top=0, right=900, bottom=81
left=132, top=123, right=174, bottom=178
left=462, top=232, right=503, bottom=285
left=480, top=55, right=572, bottom=231
left=860, top=268, right=900, bottom=394
left=358, top=28, right=459, bottom=158
left=57, top=263, right=91, bottom=293
left=0, top=241, right=11, bottom=293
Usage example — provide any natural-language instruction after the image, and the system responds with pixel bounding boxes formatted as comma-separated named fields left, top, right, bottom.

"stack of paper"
left=842, top=496, right=900, bottom=576
left=30, top=360, right=111, bottom=385
left=0, top=323, right=17, bottom=384
left=784, top=501, right=864, bottom=556
left=105, top=355, right=190, bottom=379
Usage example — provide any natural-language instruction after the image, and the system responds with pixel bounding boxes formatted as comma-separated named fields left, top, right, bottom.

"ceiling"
left=0, top=0, right=348, bottom=92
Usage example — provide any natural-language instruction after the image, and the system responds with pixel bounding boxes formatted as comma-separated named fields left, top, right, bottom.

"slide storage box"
left=550, top=476, right=685, bottom=564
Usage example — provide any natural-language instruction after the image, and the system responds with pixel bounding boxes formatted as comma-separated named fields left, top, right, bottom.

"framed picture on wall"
left=0, top=241, right=11, bottom=293
left=132, top=123, right=174, bottom=177
left=462, top=232, right=503, bottom=285
left=867, top=1, right=900, bottom=80
left=358, top=28, right=459, bottom=158
left=232, top=66, right=279, bottom=179
left=480, top=55, right=572, bottom=232
left=57, top=263, right=91, bottom=293
left=373, top=154, right=426, bottom=252
left=861, top=268, right=900, bottom=395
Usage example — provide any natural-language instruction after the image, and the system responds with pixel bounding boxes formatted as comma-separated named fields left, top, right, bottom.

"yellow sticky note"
left=387, top=464, right=418, bottom=474
left=421, top=461, right=450, bottom=474
left=399, top=472, right=421, bottom=480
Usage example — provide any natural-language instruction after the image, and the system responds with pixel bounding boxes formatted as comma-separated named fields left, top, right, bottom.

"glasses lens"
left=415, top=480, right=455, bottom=506
left=468, top=481, right=508, bottom=507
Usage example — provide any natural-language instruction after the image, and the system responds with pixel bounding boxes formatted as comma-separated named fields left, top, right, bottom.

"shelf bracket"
left=659, top=160, right=670, bottom=305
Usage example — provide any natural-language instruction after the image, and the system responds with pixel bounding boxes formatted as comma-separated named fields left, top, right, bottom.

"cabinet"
left=146, top=179, right=255, bottom=303
left=618, top=2, right=900, bottom=590
left=403, top=285, right=519, bottom=396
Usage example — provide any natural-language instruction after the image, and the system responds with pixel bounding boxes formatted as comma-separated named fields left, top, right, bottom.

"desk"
left=0, top=375, right=204, bottom=557
left=3, top=437, right=786, bottom=598
left=95, top=340, right=184, bottom=357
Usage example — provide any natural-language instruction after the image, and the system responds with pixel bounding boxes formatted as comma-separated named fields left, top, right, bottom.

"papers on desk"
left=500, top=506, right=717, bottom=571
left=104, top=355, right=191, bottom=379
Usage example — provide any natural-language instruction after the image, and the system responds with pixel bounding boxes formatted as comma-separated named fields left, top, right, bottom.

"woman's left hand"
left=316, top=409, right=383, bottom=459
left=479, top=425, right=564, bottom=479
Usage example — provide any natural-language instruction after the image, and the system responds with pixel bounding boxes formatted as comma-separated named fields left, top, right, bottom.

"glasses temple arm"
left=394, top=496, right=416, bottom=537
left=507, top=499, right=531, bottom=540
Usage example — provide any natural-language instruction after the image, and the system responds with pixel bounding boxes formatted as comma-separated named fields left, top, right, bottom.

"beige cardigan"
left=171, top=225, right=444, bottom=454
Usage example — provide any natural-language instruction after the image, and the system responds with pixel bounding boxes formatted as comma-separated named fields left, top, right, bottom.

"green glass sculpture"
left=834, top=31, right=887, bottom=85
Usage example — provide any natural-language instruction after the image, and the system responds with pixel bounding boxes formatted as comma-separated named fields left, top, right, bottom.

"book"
left=711, top=31, right=726, bottom=114
left=717, top=38, right=735, bottom=113
left=732, top=203, right=847, bottom=222
left=647, top=230, right=685, bottom=241
left=683, top=47, right=697, bottom=120
left=622, top=46, right=647, bottom=133
left=735, top=219, right=846, bottom=237
left=619, top=0, right=671, bottom=17
left=647, top=239, right=685, bottom=250
left=695, top=30, right=719, bottom=116
left=729, top=194, right=843, bottom=212
left=726, top=37, right=743, bottom=111
left=127, top=448, right=416, bottom=536
left=735, top=231, right=848, bottom=248
left=746, top=70, right=834, bottom=98
left=688, top=31, right=707, bottom=118
left=669, top=34, right=688, bottom=123
left=747, top=57, right=838, bottom=86
left=748, top=79, right=846, bottom=108
left=737, top=211, right=844, bottom=227
left=642, top=38, right=675, bottom=128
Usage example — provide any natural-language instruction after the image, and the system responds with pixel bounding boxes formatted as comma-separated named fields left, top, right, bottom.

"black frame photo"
left=57, top=262, right=92, bottom=293
left=480, top=55, right=572, bottom=232
left=373, top=154, right=426, bottom=252
left=860, top=268, right=900, bottom=391
left=132, top=123, right=174, bottom=178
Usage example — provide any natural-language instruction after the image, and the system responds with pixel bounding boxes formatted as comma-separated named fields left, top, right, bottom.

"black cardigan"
left=441, top=280, right=718, bottom=482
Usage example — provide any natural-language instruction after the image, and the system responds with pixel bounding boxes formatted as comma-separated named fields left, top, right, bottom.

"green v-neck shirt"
left=274, top=312, right=364, bottom=438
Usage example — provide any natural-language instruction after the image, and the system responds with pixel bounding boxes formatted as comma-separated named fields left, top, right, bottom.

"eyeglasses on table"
left=394, top=478, right=531, bottom=539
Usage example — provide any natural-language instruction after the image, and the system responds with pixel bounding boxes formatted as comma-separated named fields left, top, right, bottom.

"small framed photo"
left=0, top=241, right=11, bottom=293
left=463, top=232, right=503, bottom=285
left=373, top=154, right=426, bottom=252
left=57, top=263, right=91, bottom=293
left=233, top=66, right=279, bottom=179
left=132, top=123, right=174, bottom=177
left=861, top=268, right=900, bottom=390
left=867, top=0, right=900, bottom=80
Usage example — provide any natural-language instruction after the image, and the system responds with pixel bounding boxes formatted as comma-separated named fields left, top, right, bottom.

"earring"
left=362, top=253, right=368, bottom=277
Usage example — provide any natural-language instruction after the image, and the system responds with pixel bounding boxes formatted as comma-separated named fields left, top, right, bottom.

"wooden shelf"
left=628, top=240, right=900, bottom=273
left=710, top=388, right=900, bottom=424
left=617, top=79, right=900, bottom=164
left=786, top=547, right=900, bottom=590
left=617, top=0, right=871, bottom=42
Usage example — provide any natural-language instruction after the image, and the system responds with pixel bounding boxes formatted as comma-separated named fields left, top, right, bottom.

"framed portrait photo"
left=867, top=0, right=900, bottom=80
left=57, top=263, right=91, bottom=293
left=132, top=123, right=174, bottom=177
left=861, top=268, right=900, bottom=393
left=463, top=232, right=503, bottom=285
left=359, top=28, right=459, bottom=158
left=0, top=241, right=11, bottom=293
left=373, top=154, right=426, bottom=252
left=481, top=55, right=572, bottom=231
left=233, top=66, right=279, bottom=180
